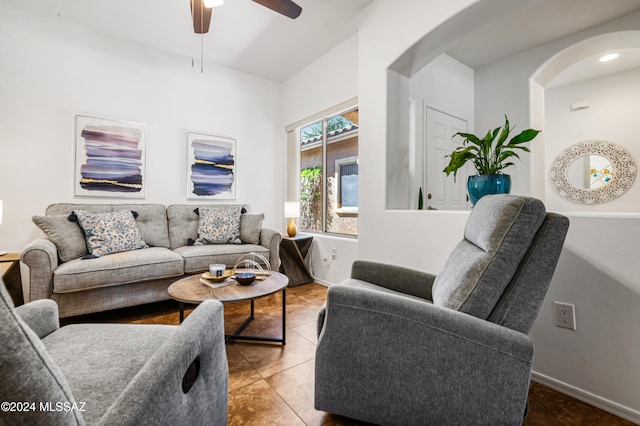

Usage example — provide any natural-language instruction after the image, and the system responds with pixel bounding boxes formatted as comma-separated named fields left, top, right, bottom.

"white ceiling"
left=9, top=0, right=640, bottom=85
left=447, top=0, right=640, bottom=70
left=548, top=47, right=640, bottom=88
left=8, top=0, right=373, bottom=82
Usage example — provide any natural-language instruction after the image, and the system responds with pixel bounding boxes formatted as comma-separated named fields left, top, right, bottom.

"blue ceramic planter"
left=467, top=174, right=511, bottom=206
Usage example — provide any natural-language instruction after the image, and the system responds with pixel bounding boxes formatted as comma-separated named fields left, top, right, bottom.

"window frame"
left=335, top=156, right=359, bottom=216
left=291, top=103, right=359, bottom=238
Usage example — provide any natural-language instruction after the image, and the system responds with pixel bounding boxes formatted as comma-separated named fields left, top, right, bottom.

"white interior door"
left=425, top=108, right=469, bottom=210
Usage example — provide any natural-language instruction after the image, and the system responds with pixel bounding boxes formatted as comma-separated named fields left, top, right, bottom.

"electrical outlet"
left=553, top=301, right=576, bottom=330
left=330, top=247, right=338, bottom=261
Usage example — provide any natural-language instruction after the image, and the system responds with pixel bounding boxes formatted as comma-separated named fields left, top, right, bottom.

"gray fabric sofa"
left=20, top=203, right=282, bottom=318
left=0, top=279, right=228, bottom=426
left=315, top=195, right=570, bottom=425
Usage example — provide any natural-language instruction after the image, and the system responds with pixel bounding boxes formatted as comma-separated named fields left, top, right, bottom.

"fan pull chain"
left=200, top=0, right=204, bottom=73
left=191, top=0, right=195, bottom=68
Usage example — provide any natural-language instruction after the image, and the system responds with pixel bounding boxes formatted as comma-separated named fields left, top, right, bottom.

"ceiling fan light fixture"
left=599, top=53, right=619, bottom=62
left=203, top=0, right=224, bottom=7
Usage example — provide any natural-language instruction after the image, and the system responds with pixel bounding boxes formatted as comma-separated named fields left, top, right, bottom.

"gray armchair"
left=0, top=280, right=228, bottom=426
left=315, top=195, right=569, bottom=425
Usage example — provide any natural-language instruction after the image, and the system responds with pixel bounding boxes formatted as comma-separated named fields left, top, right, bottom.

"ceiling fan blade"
left=190, top=0, right=212, bottom=34
left=252, top=0, right=302, bottom=19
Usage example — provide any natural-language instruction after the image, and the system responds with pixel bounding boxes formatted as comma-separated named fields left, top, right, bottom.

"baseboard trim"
left=531, top=371, right=640, bottom=424
left=311, top=277, right=332, bottom=287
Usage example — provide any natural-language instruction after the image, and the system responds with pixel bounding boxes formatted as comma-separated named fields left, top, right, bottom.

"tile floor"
left=65, top=283, right=634, bottom=425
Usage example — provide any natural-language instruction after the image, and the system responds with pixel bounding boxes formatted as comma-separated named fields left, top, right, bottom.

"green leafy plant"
left=443, top=116, right=540, bottom=179
left=300, top=166, right=322, bottom=231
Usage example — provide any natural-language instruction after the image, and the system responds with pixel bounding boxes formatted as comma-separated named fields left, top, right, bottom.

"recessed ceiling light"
left=204, top=0, right=224, bottom=7
left=599, top=53, right=619, bottom=62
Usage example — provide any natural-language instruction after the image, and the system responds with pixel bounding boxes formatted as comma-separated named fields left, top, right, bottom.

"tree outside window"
left=299, top=108, right=358, bottom=236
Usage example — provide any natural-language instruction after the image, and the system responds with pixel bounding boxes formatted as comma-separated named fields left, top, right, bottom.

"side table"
left=279, top=234, right=314, bottom=286
left=1, top=253, right=23, bottom=306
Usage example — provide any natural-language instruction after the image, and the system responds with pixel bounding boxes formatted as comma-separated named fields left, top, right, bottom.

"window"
left=299, top=107, right=358, bottom=236
left=336, top=157, right=358, bottom=213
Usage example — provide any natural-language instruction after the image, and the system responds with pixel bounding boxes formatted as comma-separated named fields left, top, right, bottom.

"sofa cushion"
left=175, top=244, right=270, bottom=274
left=432, top=195, right=546, bottom=319
left=32, top=215, right=87, bottom=262
left=73, top=210, right=149, bottom=257
left=194, top=206, right=242, bottom=245
left=53, top=247, right=184, bottom=293
left=167, top=204, right=250, bottom=249
left=46, top=204, right=171, bottom=249
left=240, top=213, right=264, bottom=244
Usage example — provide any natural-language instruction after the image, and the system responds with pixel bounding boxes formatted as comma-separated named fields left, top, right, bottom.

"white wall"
left=409, top=54, right=474, bottom=123
left=360, top=1, right=640, bottom=421
left=531, top=215, right=640, bottom=416
left=386, top=53, right=475, bottom=210
left=0, top=2, right=283, bottom=252
left=407, top=53, right=474, bottom=208
left=385, top=68, right=411, bottom=209
left=474, top=53, right=537, bottom=196
left=282, top=35, right=359, bottom=127
left=545, top=67, right=640, bottom=212
left=282, top=35, right=359, bottom=285
left=358, top=0, right=476, bottom=272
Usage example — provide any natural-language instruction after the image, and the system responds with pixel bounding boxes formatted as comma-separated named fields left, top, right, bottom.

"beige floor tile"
left=232, top=330, right=316, bottom=379
left=266, top=359, right=332, bottom=426
left=292, top=321, right=319, bottom=345
left=226, top=344, right=262, bottom=392
left=228, top=379, right=305, bottom=426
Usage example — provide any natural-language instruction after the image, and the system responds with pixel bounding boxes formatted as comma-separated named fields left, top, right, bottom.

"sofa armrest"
left=351, top=260, right=436, bottom=300
left=15, top=300, right=60, bottom=338
left=315, top=284, right=533, bottom=425
left=259, top=227, right=282, bottom=271
left=20, top=238, right=59, bottom=302
left=99, top=299, right=228, bottom=426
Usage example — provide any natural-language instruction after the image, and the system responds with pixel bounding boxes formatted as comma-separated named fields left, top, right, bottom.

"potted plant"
left=443, top=115, right=540, bottom=205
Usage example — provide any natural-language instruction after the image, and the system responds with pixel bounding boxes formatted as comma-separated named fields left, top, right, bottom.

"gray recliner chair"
left=315, top=195, right=569, bottom=425
left=0, top=279, right=228, bottom=426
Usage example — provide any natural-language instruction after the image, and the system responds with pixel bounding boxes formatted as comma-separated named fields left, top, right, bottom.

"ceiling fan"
left=190, top=0, right=302, bottom=34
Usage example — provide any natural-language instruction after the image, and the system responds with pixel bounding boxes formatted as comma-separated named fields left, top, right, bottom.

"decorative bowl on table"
left=235, top=272, right=256, bottom=285
left=201, top=270, right=232, bottom=282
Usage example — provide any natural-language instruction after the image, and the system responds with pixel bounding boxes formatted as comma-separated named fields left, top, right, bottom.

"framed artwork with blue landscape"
left=187, top=132, right=236, bottom=200
left=74, top=115, right=146, bottom=198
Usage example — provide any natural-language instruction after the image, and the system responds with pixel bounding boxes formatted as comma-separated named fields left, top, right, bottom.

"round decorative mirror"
left=550, top=140, right=637, bottom=204
left=566, top=155, right=613, bottom=189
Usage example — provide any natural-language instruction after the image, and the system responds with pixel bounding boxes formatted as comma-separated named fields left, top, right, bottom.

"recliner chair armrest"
left=15, top=299, right=60, bottom=338
left=351, top=260, right=436, bottom=300
left=99, top=299, right=228, bottom=426
left=20, top=238, right=59, bottom=302
left=259, top=227, right=283, bottom=271
left=316, top=284, right=533, bottom=425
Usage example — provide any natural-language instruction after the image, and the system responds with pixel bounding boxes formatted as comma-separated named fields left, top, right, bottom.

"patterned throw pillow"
left=73, top=210, right=148, bottom=257
left=194, top=206, right=242, bottom=245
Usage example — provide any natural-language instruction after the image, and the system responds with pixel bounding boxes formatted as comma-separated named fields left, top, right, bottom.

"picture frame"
left=186, top=132, right=237, bottom=200
left=74, top=115, right=147, bottom=198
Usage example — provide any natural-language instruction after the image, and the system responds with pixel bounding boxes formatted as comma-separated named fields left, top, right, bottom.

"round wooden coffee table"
left=168, top=271, right=289, bottom=345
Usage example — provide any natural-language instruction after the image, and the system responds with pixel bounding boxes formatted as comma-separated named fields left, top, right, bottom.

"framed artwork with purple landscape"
left=74, top=115, right=146, bottom=198
left=187, top=132, right=236, bottom=200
